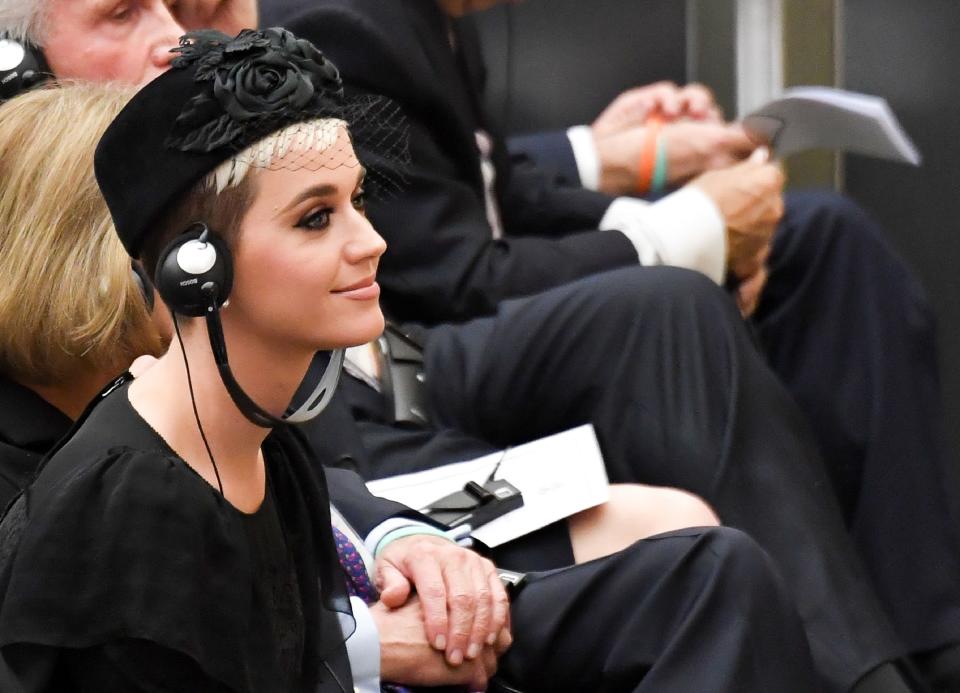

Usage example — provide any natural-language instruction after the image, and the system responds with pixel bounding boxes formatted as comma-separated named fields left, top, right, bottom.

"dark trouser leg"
left=425, top=265, right=903, bottom=690
left=756, top=191, right=960, bottom=653
left=498, top=527, right=820, bottom=693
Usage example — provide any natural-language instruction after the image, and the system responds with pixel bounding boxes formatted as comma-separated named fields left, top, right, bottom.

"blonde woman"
left=0, top=84, right=166, bottom=507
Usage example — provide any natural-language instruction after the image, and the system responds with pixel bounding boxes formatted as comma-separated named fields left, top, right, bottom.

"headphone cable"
left=173, top=314, right=225, bottom=496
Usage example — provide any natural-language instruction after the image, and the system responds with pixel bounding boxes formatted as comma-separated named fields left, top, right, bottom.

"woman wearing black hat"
left=0, top=29, right=819, bottom=692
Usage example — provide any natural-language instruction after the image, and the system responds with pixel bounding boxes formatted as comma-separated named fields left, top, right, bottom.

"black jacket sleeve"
left=370, top=115, right=639, bottom=321
left=325, top=466, right=428, bottom=538
left=507, top=129, right=584, bottom=189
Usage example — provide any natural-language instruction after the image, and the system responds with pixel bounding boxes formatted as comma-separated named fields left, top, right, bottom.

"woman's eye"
left=296, top=208, right=332, bottom=230
left=352, top=191, right=367, bottom=213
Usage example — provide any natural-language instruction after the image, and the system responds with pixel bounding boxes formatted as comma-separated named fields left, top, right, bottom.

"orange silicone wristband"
left=636, top=116, right=664, bottom=194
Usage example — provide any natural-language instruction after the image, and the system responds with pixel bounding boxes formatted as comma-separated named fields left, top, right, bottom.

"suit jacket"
left=509, top=130, right=585, bottom=189
left=261, top=0, right=639, bottom=323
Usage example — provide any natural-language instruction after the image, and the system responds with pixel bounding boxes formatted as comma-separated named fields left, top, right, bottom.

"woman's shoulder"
left=31, top=440, right=223, bottom=521
left=24, top=379, right=230, bottom=522
left=0, top=443, right=257, bottom=690
left=0, top=443, right=250, bottom=604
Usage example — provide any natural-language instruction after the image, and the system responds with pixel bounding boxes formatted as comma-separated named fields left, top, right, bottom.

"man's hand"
left=660, top=121, right=757, bottom=183
left=736, top=264, right=769, bottom=318
left=734, top=242, right=771, bottom=317
left=167, top=0, right=258, bottom=34
left=690, top=148, right=784, bottom=279
left=371, top=597, right=511, bottom=690
left=594, top=121, right=756, bottom=195
left=592, top=82, right=722, bottom=138
left=375, top=535, right=510, bottom=667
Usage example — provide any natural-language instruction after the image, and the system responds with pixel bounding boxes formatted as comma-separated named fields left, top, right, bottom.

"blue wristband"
left=651, top=135, right=669, bottom=195
left=374, top=524, right=452, bottom=557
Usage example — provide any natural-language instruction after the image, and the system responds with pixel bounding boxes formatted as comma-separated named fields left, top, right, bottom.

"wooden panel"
left=782, top=0, right=837, bottom=188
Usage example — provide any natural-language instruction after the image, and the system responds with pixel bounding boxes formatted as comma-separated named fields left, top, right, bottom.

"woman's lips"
left=332, top=277, right=380, bottom=300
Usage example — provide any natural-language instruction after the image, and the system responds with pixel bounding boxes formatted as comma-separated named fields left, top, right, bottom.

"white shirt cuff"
left=566, top=125, right=600, bottom=191
left=345, top=596, right=381, bottom=692
left=599, top=187, right=727, bottom=284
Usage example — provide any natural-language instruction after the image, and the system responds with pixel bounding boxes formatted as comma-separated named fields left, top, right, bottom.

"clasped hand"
left=589, top=82, right=780, bottom=316
left=371, top=534, right=512, bottom=690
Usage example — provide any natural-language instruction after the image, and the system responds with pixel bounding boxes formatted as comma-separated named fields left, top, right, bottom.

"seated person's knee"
left=569, top=483, right=719, bottom=564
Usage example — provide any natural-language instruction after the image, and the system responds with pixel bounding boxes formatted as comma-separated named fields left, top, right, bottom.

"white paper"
left=742, top=86, right=921, bottom=165
left=366, top=424, right=610, bottom=547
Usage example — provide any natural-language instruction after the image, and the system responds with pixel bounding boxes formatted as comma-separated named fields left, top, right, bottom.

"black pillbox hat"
left=95, top=28, right=344, bottom=259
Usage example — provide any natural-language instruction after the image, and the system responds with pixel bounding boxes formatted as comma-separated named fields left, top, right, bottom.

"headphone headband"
left=205, top=307, right=344, bottom=428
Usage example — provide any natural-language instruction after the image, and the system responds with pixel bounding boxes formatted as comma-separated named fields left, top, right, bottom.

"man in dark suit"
left=257, top=1, right=960, bottom=691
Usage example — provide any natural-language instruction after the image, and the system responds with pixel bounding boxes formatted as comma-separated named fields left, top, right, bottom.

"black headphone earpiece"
left=0, top=35, right=50, bottom=102
left=154, top=222, right=233, bottom=317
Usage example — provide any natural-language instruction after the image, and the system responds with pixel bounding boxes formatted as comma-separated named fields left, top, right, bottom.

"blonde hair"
left=0, top=82, right=164, bottom=385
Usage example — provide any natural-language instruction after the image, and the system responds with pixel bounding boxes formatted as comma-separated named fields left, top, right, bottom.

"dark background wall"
left=475, top=0, right=687, bottom=134
left=842, top=0, right=960, bottom=464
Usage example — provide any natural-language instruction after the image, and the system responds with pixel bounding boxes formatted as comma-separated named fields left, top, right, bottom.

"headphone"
left=155, top=222, right=344, bottom=428
left=0, top=35, right=50, bottom=102
left=155, top=222, right=233, bottom=317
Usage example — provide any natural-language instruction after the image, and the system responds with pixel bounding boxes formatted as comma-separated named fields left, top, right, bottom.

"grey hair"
left=0, top=0, right=48, bottom=44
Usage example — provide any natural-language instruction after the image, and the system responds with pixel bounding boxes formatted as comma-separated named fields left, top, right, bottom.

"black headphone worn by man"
left=0, top=35, right=49, bottom=101
left=155, top=222, right=344, bottom=428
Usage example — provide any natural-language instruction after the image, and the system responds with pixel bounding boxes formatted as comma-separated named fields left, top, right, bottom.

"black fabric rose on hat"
left=97, top=26, right=408, bottom=263
left=166, top=28, right=343, bottom=153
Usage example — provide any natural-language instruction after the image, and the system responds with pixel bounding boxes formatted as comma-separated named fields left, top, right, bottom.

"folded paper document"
left=743, top=86, right=921, bottom=165
left=366, top=424, right=610, bottom=547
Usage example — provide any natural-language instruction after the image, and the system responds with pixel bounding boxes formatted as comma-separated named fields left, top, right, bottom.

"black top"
left=0, top=376, right=71, bottom=509
left=242, top=481, right=305, bottom=690
left=0, top=379, right=356, bottom=692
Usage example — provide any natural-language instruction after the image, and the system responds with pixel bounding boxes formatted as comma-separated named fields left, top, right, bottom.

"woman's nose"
left=345, top=217, right=387, bottom=264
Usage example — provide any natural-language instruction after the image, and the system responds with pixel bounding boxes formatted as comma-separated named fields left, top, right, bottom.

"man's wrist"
left=373, top=524, right=453, bottom=558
